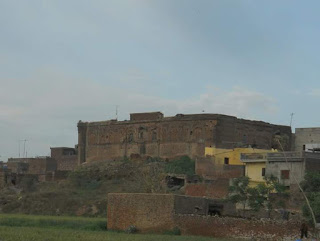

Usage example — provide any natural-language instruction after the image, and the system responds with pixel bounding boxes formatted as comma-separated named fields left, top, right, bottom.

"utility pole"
left=23, top=139, right=27, bottom=158
left=18, top=140, right=25, bottom=158
left=116, top=105, right=119, bottom=120
left=290, top=113, right=295, bottom=128
left=19, top=139, right=27, bottom=158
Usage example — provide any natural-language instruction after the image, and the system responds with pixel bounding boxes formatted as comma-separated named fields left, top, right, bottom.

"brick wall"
left=130, top=112, right=164, bottom=121
left=0, top=170, right=7, bottom=188
left=185, top=179, right=230, bottom=199
left=196, top=158, right=244, bottom=179
left=51, top=147, right=78, bottom=171
left=78, top=113, right=291, bottom=164
left=107, top=193, right=302, bottom=240
left=175, top=215, right=301, bottom=240
left=107, top=193, right=176, bottom=232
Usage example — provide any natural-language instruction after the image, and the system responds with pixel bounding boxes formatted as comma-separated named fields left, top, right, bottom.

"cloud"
left=0, top=69, right=277, bottom=160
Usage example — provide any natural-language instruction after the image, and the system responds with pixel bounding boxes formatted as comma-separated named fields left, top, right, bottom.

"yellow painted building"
left=205, top=147, right=276, bottom=186
left=205, top=147, right=275, bottom=165
left=243, top=161, right=266, bottom=186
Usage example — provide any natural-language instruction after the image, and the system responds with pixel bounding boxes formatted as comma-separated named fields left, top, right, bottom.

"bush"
left=164, top=156, right=195, bottom=176
left=19, top=176, right=38, bottom=192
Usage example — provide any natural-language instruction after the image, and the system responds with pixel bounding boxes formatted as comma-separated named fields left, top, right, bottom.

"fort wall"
left=78, top=113, right=292, bottom=164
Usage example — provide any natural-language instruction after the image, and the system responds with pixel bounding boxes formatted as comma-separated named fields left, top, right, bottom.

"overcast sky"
left=1, top=1, right=320, bottom=160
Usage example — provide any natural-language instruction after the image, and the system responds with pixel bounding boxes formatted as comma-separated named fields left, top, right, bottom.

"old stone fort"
left=77, top=112, right=292, bottom=164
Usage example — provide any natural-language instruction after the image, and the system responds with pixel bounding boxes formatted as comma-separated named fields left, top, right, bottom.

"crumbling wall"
left=185, top=179, right=230, bottom=199
left=196, top=158, right=244, bottom=179
left=107, top=193, right=301, bottom=240
left=107, top=193, right=176, bottom=232
left=78, top=113, right=292, bottom=164
left=175, top=215, right=301, bottom=240
left=0, top=169, right=7, bottom=188
left=130, top=112, right=164, bottom=121
left=51, top=147, right=78, bottom=171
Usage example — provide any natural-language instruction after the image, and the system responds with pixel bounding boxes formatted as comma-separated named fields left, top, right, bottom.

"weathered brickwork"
left=107, top=193, right=302, bottom=240
left=78, top=113, right=292, bottom=163
left=196, top=157, right=244, bottom=179
left=175, top=215, right=301, bottom=240
left=0, top=169, right=7, bottom=188
left=107, top=193, right=176, bottom=232
left=51, top=147, right=78, bottom=171
left=185, top=179, right=230, bottom=199
left=7, top=157, right=57, bottom=182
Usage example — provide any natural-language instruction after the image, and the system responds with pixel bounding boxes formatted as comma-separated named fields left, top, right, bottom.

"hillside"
left=0, top=157, right=192, bottom=217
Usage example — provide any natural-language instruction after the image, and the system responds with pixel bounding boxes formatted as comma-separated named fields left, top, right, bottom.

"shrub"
left=164, top=156, right=195, bottom=176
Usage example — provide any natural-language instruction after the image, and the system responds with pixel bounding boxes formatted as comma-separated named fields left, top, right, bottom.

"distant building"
left=50, top=146, right=78, bottom=171
left=7, top=157, right=57, bottom=182
left=241, top=151, right=320, bottom=189
left=78, top=112, right=292, bottom=164
left=294, top=127, right=320, bottom=152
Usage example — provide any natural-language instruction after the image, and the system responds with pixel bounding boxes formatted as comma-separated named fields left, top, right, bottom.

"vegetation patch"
left=0, top=214, right=106, bottom=231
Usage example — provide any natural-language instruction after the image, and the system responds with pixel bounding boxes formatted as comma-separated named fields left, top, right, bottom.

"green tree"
left=254, top=176, right=289, bottom=218
left=164, top=156, right=195, bottom=176
left=229, top=176, right=253, bottom=216
left=229, top=176, right=289, bottom=218
left=301, top=172, right=320, bottom=223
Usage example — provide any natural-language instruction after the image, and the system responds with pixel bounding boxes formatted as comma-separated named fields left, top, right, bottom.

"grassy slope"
left=0, top=214, right=106, bottom=230
left=0, top=160, right=181, bottom=217
left=0, top=226, right=235, bottom=241
left=0, top=214, right=238, bottom=241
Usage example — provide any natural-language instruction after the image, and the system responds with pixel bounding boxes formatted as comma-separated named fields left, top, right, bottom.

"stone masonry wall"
left=8, top=158, right=57, bottom=175
left=78, top=113, right=292, bottom=164
left=107, top=193, right=303, bottom=240
left=51, top=148, right=78, bottom=171
left=55, top=155, right=78, bottom=171
left=107, top=193, right=176, bottom=232
left=175, top=215, right=302, bottom=240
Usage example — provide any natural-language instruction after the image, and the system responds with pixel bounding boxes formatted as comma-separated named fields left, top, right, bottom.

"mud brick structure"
left=0, top=168, right=8, bottom=188
left=50, top=147, right=78, bottom=171
left=196, top=157, right=245, bottom=179
left=107, top=193, right=236, bottom=232
left=107, top=193, right=302, bottom=240
left=78, top=112, right=292, bottom=163
left=185, top=178, right=230, bottom=199
left=7, top=157, right=57, bottom=182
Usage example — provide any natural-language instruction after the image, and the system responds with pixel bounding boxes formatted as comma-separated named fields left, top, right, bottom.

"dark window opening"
left=243, top=134, right=247, bottom=144
left=281, top=170, right=290, bottom=180
left=224, top=157, right=229, bottom=165
left=63, top=150, right=76, bottom=156
left=152, top=131, right=157, bottom=141
left=166, top=176, right=185, bottom=188
left=190, top=131, right=193, bottom=135
left=128, top=133, right=133, bottom=143
left=140, top=145, right=146, bottom=155
left=262, top=168, right=266, bottom=177
left=139, top=132, right=144, bottom=139
left=303, top=145, right=306, bottom=151
left=208, top=204, right=223, bottom=216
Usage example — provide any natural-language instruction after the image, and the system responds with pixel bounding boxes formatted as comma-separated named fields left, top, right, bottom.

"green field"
left=0, top=214, right=238, bottom=241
